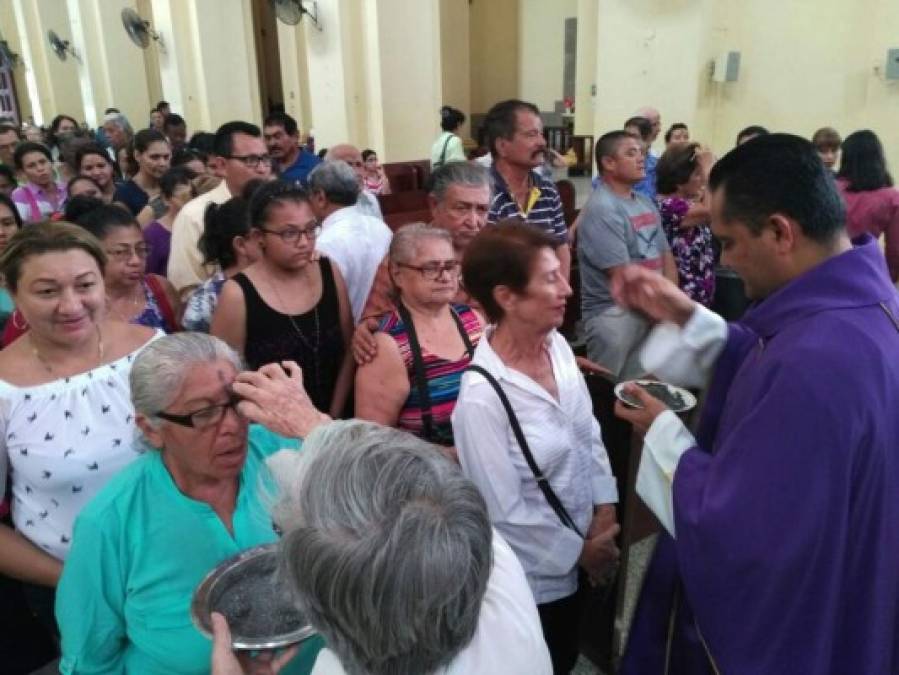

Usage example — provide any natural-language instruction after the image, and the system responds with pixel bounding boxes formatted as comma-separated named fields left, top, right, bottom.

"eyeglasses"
left=106, top=243, right=152, bottom=261
left=225, top=153, right=273, bottom=168
left=398, top=260, right=461, bottom=280
left=259, top=224, right=321, bottom=243
left=156, top=392, right=243, bottom=429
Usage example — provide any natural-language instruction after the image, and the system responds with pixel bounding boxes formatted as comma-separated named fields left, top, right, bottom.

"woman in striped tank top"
left=355, top=223, right=483, bottom=448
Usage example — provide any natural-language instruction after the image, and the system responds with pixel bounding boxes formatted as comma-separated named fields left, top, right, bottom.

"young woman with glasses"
left=211, top=180, right=354, bottom=418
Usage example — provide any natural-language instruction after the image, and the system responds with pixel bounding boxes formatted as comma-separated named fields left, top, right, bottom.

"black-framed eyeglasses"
left=156, top=392, right=243, bottom=429
left=224, top=153, right=273, bottom=168
left=398, top=260, right=460, bottom=280
left=259, top=224, right=321, bottom=243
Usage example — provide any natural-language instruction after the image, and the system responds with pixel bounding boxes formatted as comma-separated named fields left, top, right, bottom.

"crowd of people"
left=0, top=95, right=896, bottom=675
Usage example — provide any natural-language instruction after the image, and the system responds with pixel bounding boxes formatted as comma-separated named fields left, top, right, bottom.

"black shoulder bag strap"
left=435, top=133, right=453, bottom=168
left=465, top=364, right=583, bottom=537
left=398, top=303, right=474, bottom=443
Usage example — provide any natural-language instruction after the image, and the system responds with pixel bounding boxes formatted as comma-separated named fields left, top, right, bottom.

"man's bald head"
left=635, top=106, right=661, bottom=143
left=326, top=144, right=365, bottom=187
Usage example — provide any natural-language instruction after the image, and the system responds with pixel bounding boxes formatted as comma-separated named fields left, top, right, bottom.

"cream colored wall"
left=573, top=0, right=596, bottom=135
left=277, top=20, right=312, bottom=134
left=469, top=0, right=519, bottom=115
left=518, top=0, right=577, bottom=112
left=439, top=0, right=471, bottom=139
left=587, top=0, right=899, bottom=169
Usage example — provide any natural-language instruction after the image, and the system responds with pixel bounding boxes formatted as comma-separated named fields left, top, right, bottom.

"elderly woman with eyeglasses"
left=355, top=223, right=484, bottom=449
left=55, top=333, right=328, bottom=675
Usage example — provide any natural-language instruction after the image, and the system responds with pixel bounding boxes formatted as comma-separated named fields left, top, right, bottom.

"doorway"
left=251, top=0, right=285, bottom=117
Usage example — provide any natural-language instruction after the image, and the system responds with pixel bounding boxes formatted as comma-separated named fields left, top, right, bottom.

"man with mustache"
left=483, top=99, right=571, bottom=280
left=578, top=130, right=677, bottom=379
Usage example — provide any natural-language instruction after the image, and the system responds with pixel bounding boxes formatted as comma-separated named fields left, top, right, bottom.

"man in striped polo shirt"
left=483, top=100, right=571, bottom=279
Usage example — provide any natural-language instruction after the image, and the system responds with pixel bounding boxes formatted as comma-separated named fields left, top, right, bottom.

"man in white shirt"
left=167, top=121, right=273, bottom=297
left=308, top=161, right=392, bottom=323
left=325, top=144, right=384, bottom=220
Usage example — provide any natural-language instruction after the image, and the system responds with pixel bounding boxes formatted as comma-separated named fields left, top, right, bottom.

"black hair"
left=836, top=130, right=893, bottom=192
left=361, top=149, right=377, bottom=161
left=159, top=166, right=197, bottom=199
left=66, top=174, right=101, bottom=195
left=13, top=142, right=51, bottom=170
left=263, top=111, right=298, bottom=137
left=317, top=148, right=327, bottom=159
left=248, top=179, right=309, bottom=229
left=623, top=116, right=653, bottom=142
left=170, top=147, right=206, bottom=168
left=213, top=121, right=262, bottom=157
left=0, top=192, right=23, bottom=229
left=199, top=197, right=250, bottom=269
left=708, top=133, right=845, bottom=243
left=440, top=106, right=466, bottom=132
left=48, top=114, right=79, bottom=148
left=735, top=125, right=769, bottom=145
left=594, top=130, right=635, bottom=174
left=188, top=132, right=216, bottom=154
left=0, top=164, right=16, bottom=186
left=64, top=195, right=105, bottom=223
left=483, top=99, right=539, bottom=156
left=75, top=203, right=140, bottom=240
left=241, top=178, right=269, bottom=201
left=156, top=100, right=170, bottom=110
left=75, top=143, right=113, bottom=171
left=664, top=123, right=689, bottom=144
left=133, top=128, right=168, bottom=154
left=163, top=113, right=186, bottom=130
left=0, top=123, right=20, bottom=139
left=104, top=107, right=120, bottom=114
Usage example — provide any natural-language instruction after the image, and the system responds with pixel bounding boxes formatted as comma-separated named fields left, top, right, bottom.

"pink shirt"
left=837, top=178, right=899, bottom=281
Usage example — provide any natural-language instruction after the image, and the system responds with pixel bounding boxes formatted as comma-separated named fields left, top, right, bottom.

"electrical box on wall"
left=712, top=51, right=741, bottom=82
left=885, top=49, right=899, bottom=80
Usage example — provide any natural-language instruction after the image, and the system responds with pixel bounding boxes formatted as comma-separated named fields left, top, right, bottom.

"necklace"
left=267, top=270, right=322, bottom=391
left=32, top=325, right=105, bottom=375
left=108, top=286, right=145, bottom=323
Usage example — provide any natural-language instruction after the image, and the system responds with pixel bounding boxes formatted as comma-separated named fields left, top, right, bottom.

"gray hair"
left=428, top=160, right=491, bottom=203
left=387, top=222, right=452, bottom=266
left=102, top=112, right=133, bottom=135
left=269, top=420, right=492, bottom=675
left=307, top=160, right=360, bottom=207
left=129, top=332, right=242, bottom=423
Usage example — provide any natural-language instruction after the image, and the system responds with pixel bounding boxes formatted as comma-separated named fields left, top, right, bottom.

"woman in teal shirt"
left=56, top=333, right=330, bottom=674
left=0, top=193, right=22, bottom=330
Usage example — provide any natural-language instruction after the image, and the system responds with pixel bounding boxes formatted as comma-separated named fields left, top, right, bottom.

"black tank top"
left=234, top=258, right=344, bottom=412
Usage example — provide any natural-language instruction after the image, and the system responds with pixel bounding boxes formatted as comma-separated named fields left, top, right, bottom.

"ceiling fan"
left=271, top=0, right=321, bottom=31
left=47, top=30, right=77, bottom=62
left=121, top=8, right=165, bottom=51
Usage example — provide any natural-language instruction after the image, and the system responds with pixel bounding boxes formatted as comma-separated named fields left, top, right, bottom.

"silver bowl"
left=190, top=543, right=317, bottom=650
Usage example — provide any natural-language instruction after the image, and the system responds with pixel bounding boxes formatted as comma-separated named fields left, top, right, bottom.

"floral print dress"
left=656, top=195, right=716, bottom=306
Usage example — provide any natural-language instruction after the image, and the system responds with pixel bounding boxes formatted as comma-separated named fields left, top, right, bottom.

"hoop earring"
left=12, top=311, right=28, bottom=331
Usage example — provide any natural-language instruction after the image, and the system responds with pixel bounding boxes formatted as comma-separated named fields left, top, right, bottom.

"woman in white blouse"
left=0, top=222, right=158, bottom=636
left=452, top=222, right=620, bottom=675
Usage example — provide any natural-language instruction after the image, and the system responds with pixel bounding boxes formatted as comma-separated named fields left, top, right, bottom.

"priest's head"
left=708, top=133, right=848, bottom=299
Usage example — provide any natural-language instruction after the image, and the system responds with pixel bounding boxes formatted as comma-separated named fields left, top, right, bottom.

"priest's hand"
left=232, top=361, right=331, bottom=439
left=611, top=264, right=696, bottom=327
left=614, top=382, right=669, bottom=435
left=211, top=612, right=298, bottom=675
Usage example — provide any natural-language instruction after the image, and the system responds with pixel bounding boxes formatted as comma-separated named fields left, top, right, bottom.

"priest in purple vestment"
left=611, top=134, right=899, bottom=674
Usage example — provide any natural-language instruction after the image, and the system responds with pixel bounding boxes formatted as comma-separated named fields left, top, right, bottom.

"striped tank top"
left=380, top=303, right=482, bottom=446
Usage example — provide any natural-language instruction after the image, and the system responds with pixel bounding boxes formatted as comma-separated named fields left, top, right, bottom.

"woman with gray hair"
left=255, top=419, right=552, bottom=675
left=355, top=223, right=483, bottom=449
left=55, top=332, right=327, bottom=675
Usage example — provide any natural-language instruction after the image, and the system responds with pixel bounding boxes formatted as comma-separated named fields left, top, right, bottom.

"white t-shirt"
left=311, top=532, right=552, bottom=675
left=0, top=332, right=162, bottom=559
left=316, top=206, right=393, bottom=324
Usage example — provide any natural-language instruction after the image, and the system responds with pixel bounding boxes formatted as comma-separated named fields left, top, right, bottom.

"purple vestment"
left=622, top=235, right=899, bottom=674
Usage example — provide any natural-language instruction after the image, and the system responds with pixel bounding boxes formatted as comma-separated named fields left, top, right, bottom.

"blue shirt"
left=279, top=149, right=321, bottom=187
left=487, top=166, right=568, bottom=246
left=56, top=425, right=323, bottom=675
left=634, top=152, right=658, bottom=201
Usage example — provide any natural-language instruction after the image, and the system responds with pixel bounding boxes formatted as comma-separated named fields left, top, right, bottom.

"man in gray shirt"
left=577, top=131, right=677, bottom=378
